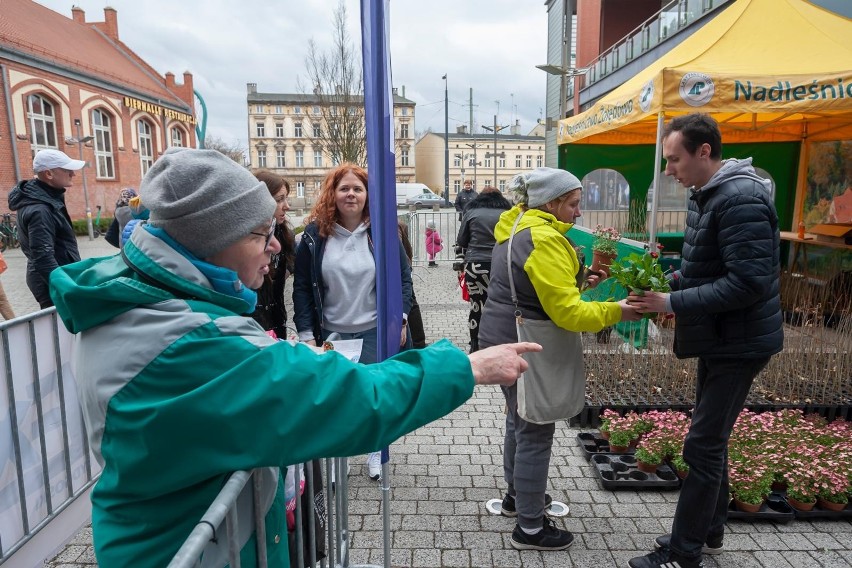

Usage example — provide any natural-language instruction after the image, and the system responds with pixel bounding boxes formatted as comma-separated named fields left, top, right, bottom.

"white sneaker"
left=366, top=452, right=382, bottom=480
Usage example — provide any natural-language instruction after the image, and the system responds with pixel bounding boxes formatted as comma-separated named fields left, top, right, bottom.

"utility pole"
left=443, top=74, right=449, bottom=203
left=482, top=115, right=508, bottom=189
left=72, top=119, right=95, bottom=240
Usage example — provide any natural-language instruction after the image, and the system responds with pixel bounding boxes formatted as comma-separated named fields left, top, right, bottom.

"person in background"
left=456, top=185, right=512, bottom=352
left=8, top=149, right=84, bottom=308
left=104, top=188, right=137, bottom=248
left=250, top=170, right=296, bottom=339
left=48, top=147, right=540, bottom=568
left=454, top=179, right=478, bottom=221
left=293, top=162, right=414, bottom=481
left=424, top=220, right=443, bottom=267
left=478, top=167, right=640, bottom=552
left=398, top=220, right=426, bottom=348
left=626, top=113, right=782, bottom=568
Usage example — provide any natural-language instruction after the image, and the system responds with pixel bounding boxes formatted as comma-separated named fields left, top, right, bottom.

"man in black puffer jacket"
left=627, top=114, right=783, bottom=568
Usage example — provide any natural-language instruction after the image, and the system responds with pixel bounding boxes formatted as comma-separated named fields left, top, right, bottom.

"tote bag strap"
left=506, top=211, right=526, bottom=319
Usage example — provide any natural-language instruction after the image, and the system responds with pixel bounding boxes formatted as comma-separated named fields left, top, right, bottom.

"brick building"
left=0, top=1, right=196, bottom=220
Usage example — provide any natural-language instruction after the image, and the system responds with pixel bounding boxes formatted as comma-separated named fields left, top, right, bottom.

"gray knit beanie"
left=509, top=167, right=582, bottom=208
left=141, top=148, right=276, bottom=258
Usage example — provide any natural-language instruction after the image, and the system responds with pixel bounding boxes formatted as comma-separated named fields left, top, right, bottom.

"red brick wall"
left=600, top=0, right=661, bottom=49
left=0, top=61, right=196, bottom=220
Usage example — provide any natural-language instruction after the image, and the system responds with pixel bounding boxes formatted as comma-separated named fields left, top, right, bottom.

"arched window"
left=27, top=94, right=58, bottom=153
left=92, top=109, right=115, bottom=179
left=138, top=120, right=154, bottom=176
left=581, top=168, right=630, bottom=211
left=171, top=127, right=184, bottom=148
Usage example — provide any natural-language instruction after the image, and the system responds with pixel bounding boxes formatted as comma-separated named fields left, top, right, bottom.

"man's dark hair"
left=663, top=113, right=722, bottom=159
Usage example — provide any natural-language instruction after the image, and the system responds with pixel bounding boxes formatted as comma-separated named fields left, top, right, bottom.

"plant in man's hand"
left=591, top=225, right=621, bottom=255
left=608, top=251, right=671, bottom=295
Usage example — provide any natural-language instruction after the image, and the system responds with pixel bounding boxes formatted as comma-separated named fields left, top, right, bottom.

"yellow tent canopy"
left=558, top=0, right=852, bottom=145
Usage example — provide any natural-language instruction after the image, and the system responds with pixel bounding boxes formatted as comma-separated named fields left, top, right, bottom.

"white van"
left=396, top=183, right=432, bottom=206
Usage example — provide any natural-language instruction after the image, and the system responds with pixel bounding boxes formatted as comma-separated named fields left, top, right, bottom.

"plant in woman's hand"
left=591, top=225, right=621, bottom=255
left=608, top=251, right=671, bottom=295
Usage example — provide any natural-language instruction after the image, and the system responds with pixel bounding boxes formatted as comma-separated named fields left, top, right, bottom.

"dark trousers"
left=464, top=261, right=490, bottom=353
left=670, top=356, right=770, bottom=559
left=408, top=293, right=426, bottom=348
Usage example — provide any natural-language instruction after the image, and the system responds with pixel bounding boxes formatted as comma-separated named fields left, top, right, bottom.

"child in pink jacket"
left=425, top=220, right=443, bottom=267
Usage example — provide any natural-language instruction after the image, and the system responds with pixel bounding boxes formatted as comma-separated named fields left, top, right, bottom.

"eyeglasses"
left=250, top=219, right=277, bottom=249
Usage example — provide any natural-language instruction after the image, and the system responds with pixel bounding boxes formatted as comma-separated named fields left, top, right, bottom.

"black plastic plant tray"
left=789, top=500, right=852, bottom=519
left=727, top=493, right=794, bottom=523
left=576, top=432, right=633, bottom=460
left=590, top=453, right=680, bottom=490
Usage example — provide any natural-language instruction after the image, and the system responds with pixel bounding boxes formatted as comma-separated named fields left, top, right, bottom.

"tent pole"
left=793, top=125, right=810, bottom=231
left=648, top=111, right=665, bottom=248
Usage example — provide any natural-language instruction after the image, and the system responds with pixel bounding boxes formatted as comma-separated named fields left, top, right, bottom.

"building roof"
left=0, top=1, right=190, bottom=111
left=248, top=91, right=416, bottom=106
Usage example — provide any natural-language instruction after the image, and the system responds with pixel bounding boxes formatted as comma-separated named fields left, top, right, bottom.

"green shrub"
left=72, top=218, right=113, bottom=236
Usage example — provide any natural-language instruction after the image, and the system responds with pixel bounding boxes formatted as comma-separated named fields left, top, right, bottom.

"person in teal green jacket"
left=49, top=148, right=539, bottom=568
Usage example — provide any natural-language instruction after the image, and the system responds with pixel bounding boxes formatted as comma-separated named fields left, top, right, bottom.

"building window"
left=453, top=180, right=461, bottom=191
left=484, top=157, right=492, bottom=168
left=526, top=155, right=532, bottom=168
left=499, top=180, right=506, bottom=192
left=92, top=109, right=115, bottom=178
left=297, top=181, right=305, bottom=198
left=295, top=149, right=304, bottom=167
left=313, top=124, right=321, bottom=138
left=256, top=122, right=265, bottom=137
left=400, top=149, right=409, bottom=166
left=312, top=106, right=320, bottom=115
left=257, top=149, right=267, bottom=168
left=275, top=123, right=284, bottom=138
left=402, top=108, right=409, bottom=116
left=27, top=94, right=58, bottom=152
left=515, top=155, right=522, bottom=168
left=255, top=105, right=263, bottom=113
left=137, top=120, right=154, bottom=176
left=485, top=179, right=492, bottom=187
left=275, top=105, right=282, bottom=114
left=276, top=150, right=285, bottom=168
left=294, top=106, right=302, bottom=114
left=453, top=155, right=461, bottom=167
left=314, top=150, right=322, bottom=167
left=294, top=123, right=303, bottom=138
left=499, top=156, right=506, bottom=168
left=537, top=155, right=543, bottom=167
left=400, top=123, right=409, bottom=138
left=171, top=127, right=184, bottom=148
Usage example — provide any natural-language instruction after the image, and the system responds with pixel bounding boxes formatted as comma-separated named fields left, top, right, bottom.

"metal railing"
left=580, top=0, right=732, bottom=91
left=400, top=207, right=462, bottom=266
left=0, top=309, right=101, bottom=566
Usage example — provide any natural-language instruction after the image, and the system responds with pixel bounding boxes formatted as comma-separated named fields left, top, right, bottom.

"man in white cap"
left=8, top=149, right=86, bottom=307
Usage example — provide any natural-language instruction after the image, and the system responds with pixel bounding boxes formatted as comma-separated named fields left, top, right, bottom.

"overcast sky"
left=37, top=0, right=548, bottom=150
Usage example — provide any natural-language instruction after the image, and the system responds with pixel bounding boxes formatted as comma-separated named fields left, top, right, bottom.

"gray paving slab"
left=14, top=237, right=848, bottom=567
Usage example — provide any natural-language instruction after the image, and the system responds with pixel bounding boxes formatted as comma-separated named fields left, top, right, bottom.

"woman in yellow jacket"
left=479, top=167, right=640, bottom=551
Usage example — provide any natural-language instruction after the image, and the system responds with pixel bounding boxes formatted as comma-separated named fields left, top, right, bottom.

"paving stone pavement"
left=3, top=241, right=847, bottom=567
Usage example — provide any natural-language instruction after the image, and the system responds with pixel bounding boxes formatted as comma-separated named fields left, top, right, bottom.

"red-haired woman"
left=293, top=162, right=413, bottom=480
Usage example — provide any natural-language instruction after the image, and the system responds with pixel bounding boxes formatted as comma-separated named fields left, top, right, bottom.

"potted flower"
left=634, top=441, right=663, bottom=474
left=599, top=409, right=620, bottom=440
left=608, top=250, right=671, bottom=318
left=589, top=224, right=621, bottom=278
left=783, top=468, right=821, bottom=511
left=670, top=454, right=689, bottom=479
left=729, top=460, right=772, bottom=512
left=608, top=429, right=633, bottom=453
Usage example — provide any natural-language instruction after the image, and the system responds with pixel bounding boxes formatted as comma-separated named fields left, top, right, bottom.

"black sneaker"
left=510, top=517, right=574, bottom=551
left=628, top=548, right=704, bottom=568
left=654, top=533, right=723, bottom=555
left=500, top=493, right=553, bottom=517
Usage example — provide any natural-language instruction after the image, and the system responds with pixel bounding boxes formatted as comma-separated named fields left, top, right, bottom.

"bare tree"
left=301, top=1, right=367, bottom=167
left=202, top=134, right=247, bottom=166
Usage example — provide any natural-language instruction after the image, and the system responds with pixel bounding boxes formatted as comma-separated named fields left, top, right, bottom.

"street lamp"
left=535, top=64, right=589, bottom=124
left=481, top=115, right=508, bottom=188
left=464, top=142, right=483, bottom=188
left=69, top=119, right=95, bottom=240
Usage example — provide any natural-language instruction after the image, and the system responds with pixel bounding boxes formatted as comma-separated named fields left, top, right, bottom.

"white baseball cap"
left=33, top=149, right=86, bottom=173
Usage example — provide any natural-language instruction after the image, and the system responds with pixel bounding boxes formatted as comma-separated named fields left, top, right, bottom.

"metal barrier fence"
left=0, top=308, right=101, bottom=566
left=400, top=207, right=462, bottom=267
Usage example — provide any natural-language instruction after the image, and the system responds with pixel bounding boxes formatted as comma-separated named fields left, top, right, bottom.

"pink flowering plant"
left=591, top=225, right=621, bottom=255
left=729, top=458, right=773, bottom=505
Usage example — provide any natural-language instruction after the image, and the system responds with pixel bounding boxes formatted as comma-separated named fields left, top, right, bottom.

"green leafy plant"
left=670, top=454, right=689, bottom=475
left=729, top=462, right=772, bottom=505
left=634, top=446, right=662, bottom=466
left=608, top=250, right=671, bottom=294
left=591, top=224, right=621, bottom=255
left=608, top=430, right=633, bottom=448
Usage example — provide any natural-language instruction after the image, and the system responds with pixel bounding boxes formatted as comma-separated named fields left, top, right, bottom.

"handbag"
left=506, top=212, right=586, bottom=424
left=458, top=272, right=470, bottom=301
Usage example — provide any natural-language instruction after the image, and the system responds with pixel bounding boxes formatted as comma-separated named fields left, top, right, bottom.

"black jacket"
left=454, top=188, right=478, bottom=219
left=456, top=191, right=511, bottom=263
left=292, top=223, right=413, bottom=342
left=669, top=159, right=783, bottom=359
left=8, top=178, right=81, bottom=305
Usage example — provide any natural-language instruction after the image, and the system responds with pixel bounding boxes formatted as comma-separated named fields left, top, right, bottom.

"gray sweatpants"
left=501, top=383, right=556, bottom=530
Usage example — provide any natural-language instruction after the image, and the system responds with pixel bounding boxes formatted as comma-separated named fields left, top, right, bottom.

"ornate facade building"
left=246, top=83, right=415, bottom=209
left=0, top=1, right=196, bottom=219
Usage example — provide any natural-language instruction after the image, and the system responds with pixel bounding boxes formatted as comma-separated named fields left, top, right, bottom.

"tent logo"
left=639, top=80, right=654, bottom=112
left=679, top=72, right=715, bottom=107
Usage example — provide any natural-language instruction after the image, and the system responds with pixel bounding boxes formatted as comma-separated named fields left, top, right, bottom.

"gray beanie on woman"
left=141, top=148, right=276, bottom=258
left=509, top=167, right=582, bottom=208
